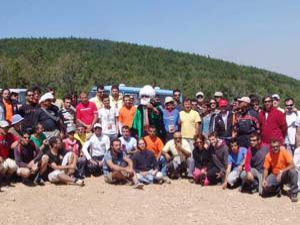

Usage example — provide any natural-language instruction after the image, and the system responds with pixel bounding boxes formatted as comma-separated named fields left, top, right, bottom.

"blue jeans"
left=159, top=156, right=167, bottom=176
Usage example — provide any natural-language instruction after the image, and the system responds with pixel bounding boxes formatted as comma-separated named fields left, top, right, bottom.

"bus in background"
left=89, top=84, right=176, bottom=105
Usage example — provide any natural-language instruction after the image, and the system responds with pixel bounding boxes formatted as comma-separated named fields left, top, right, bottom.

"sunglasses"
left=285, top=104, right=294, bottom=107
left=264, top=100, right=272, bottom=103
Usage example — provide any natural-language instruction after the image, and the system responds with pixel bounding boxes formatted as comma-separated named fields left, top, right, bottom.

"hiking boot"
left=291, top=194, right=298, bottom=202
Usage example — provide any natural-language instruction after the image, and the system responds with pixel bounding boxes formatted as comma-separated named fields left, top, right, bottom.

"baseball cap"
left=214, top=91, right=223, bottom=97
left=39, top=92, right=54, bottom=104
left=237, top=97, right=251, bottom=104
left=93, top=123, right=102, bottom=129
left=218, top=99, right=228, bottom=107
left=196, top=91, right=204, bottom=98
left=164, top=96, right=174, bottom=105
left=0, top=120, right=10, bottom=128
left=272, top=94, right=280, bottom=100
left=11, top=114, right=24, bottom=125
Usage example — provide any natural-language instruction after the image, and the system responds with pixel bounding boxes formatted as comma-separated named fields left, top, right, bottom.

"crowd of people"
left=0, top=84, right=300, bottom=202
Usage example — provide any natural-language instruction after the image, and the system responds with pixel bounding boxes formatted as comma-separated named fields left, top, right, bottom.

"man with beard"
left=131, top=85, right=165, bottom=141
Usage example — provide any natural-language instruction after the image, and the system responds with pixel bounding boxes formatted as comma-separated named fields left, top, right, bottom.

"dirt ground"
left=0, top=177, right=299, bottom=225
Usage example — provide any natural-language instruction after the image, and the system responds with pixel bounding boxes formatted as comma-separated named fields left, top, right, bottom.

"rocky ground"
left=0, top=177, right=299, bottom=225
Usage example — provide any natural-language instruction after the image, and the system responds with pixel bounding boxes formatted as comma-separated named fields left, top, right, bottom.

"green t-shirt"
left=30, top=133, right=47, bottom=151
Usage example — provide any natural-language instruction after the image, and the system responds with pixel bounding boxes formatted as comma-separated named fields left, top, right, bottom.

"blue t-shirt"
left=103, top=150, right=125, bottom=176
left=201, top=114, right=211, bottom=137
left=228, top=147, right=247, bottom=170
left=162, top=109, right=179, bottom=133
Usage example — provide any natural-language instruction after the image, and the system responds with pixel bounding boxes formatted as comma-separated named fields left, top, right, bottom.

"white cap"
left=11, top=114, right=24, bottom=125
left=196, top=91, right=204, bottom=98
left=93, top=123, right=102, bottom=129
left=272, top=94, right=280, bottom=100
left=164, top=96, right=174, bottom=105
left=237, top=97, right=251, bottom=104
left=39, top=92, right=54, bottom=104
left=214, top=91, right=223, bottom=97
left=0, top=120, right=10, bottom=128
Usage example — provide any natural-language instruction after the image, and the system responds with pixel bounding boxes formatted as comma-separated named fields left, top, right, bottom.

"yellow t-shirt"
left=89, top=96, right=104, bottom=110
left=179, top=110, right=201, bottom=138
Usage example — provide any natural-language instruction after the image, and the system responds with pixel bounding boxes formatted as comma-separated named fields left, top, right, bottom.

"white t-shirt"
left=285, top=111, right=300, bottom=145
left=98, top=107, right=119, bottom=135
left=82, top=134, right=110, bottom=160
left=119, top=136, right=137, bottom=154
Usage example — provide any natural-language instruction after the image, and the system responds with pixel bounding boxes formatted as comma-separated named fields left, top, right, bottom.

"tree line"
left=0, top=38, right=299, bottom=104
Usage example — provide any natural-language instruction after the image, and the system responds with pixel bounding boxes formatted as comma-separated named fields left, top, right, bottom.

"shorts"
left=48, top=153, right=73, bottom=183
left=104, top=171, right=130, bottom=184
left=48, top=170, right=65, bottom=183
left=0, top=158, right=18, bottom=175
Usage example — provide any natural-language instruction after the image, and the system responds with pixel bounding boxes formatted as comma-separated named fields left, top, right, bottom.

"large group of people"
left=0, top=85, right=300, bottom=202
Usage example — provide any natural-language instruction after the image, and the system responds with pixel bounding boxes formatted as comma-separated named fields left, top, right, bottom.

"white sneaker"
left=71, top=179, right=84, bottom=187
left=133, top=182, right=144, bottom=189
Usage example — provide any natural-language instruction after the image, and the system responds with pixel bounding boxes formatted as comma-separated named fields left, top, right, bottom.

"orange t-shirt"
left=119, top=106, right=137, bottom=128
left=144, top=135, right=164, bottom=159
left=3, top=101, right=13, bottom=122
left=263, top=147, right=292, bottom=175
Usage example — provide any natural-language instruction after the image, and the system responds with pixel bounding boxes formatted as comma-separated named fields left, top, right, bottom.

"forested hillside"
left=0, top=38, right=299, bottom=102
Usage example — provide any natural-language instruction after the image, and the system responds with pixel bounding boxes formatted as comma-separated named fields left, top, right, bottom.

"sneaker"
left=277, top=190, right=282, bottom=198
left=33, top=174, right=45, bottom=186
left=133, top=182, right=144, bottom=189
left=291, top=194, right=298, bottom=202
left=71, top=179, right=84, bottom=187
left=162, top=177, right=171, bottom=184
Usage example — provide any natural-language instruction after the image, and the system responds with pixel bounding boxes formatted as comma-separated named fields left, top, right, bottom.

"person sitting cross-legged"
left=222, top=138, right=247, bottom=189
left=103, top=138, right=143, bottom=189
left=46, top=136, right=84, bottom=186
left=262, top=139, right=298, bottom=202
left=132, top=138, right=163, bottom=184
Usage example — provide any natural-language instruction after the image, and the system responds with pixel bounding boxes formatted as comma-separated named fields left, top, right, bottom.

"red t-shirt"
left=75, top=102, right=98, bottom=126
left=0, top=133, right=15, bottom=159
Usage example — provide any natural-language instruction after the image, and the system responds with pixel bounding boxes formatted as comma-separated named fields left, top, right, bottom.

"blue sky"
left=1, top=0, right=299, bottom=78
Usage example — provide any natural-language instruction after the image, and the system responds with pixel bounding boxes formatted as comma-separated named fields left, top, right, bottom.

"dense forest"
left=0, top=38, right=299, bottom=103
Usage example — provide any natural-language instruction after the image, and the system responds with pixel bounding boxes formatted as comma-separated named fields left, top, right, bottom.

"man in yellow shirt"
left=89, top=85, right=105, bottom=110
left=179, top=99, right=201, bottom=150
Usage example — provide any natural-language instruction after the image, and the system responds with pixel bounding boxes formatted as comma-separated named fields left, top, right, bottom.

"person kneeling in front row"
left=262, top=139, right=298, bottom=202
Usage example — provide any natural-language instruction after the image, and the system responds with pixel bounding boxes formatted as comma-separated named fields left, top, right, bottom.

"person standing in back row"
left=179, top=98, right=201, bottom=150
left=259, top=95, right=287, bottom=145
left=76, top=92, right=98, bottom=133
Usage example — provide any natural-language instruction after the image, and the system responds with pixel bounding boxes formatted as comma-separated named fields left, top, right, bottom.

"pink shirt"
left=76, top=101, right=97, bottom=126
